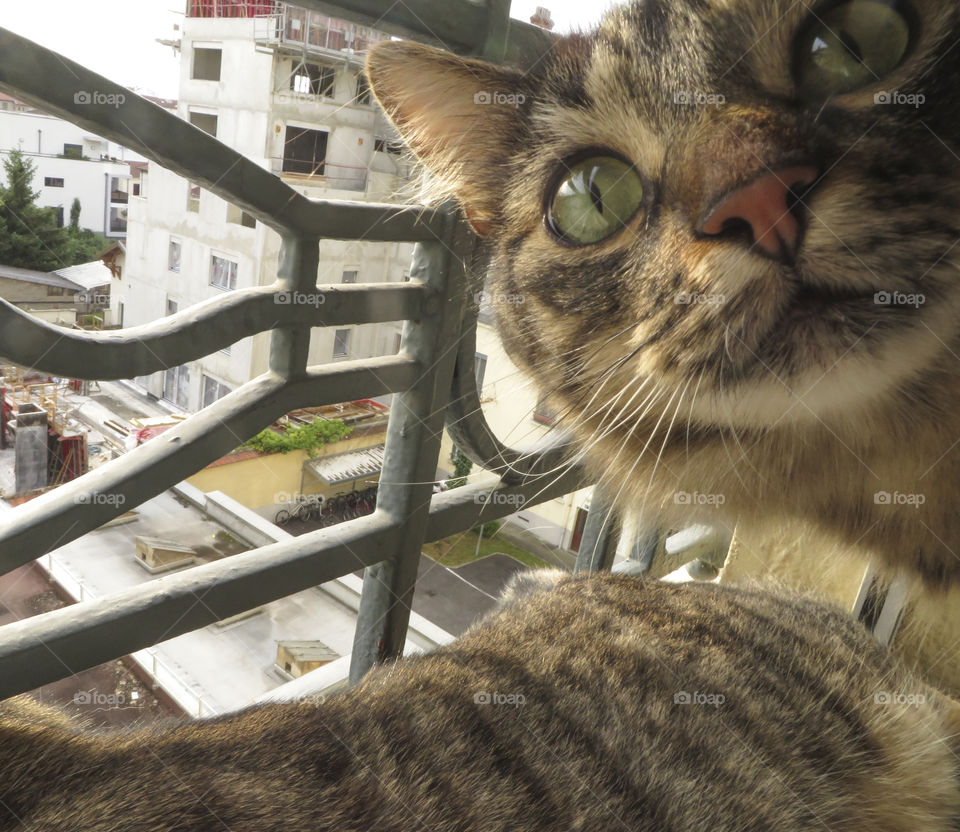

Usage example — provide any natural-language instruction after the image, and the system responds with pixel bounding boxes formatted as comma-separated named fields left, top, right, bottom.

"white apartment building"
left=0, top=108, right=150, bottom=237
left=119, top=1, right=413, bottom=411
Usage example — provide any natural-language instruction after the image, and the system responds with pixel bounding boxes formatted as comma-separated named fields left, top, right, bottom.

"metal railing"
left=0, top=1, right=727, bottom=703
left=253, top=3, right=391, bottom=57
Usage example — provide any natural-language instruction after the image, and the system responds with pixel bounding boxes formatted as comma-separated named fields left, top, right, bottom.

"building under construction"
left=0, top=365, right=88, bottom=498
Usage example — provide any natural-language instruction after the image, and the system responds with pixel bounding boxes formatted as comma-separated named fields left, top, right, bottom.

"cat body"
left=366, top=0, right=960, bottom=587
left=2, top=573, right=958, bottom=831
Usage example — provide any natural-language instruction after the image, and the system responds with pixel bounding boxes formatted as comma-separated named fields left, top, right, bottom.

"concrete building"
left=0, top=109, right=154, bottom=237
left=0, top=261, right=112, bottom=327
left=117, top=1, right=414, bottom=413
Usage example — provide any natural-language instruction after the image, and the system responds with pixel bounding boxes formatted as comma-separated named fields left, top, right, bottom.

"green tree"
left=242, top=418, right=352, bottom=458
left=447, top=448, right=473, bottom=489
left=69, top=197, right=81, bottom=231
left=0, top=149, right=66, bottom=271
left=0, top=149, right=111, bottom=271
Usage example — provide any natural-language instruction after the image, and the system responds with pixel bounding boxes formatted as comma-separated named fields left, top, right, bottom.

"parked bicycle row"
left=274, top=485, right=378, bottom=527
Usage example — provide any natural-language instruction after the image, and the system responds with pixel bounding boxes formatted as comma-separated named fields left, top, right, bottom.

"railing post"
left=349, top=212, right=472, bottom=683
left=269, top=234, right=318, bottom=378
left=574, top=487, right=620, bottom=573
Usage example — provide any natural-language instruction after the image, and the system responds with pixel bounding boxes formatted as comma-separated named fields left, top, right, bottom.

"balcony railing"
left=0, top=1, right=715, bottom=706
left=253, top=3, right=390, bottom=57
left=188, top=0, right=278, bottom=18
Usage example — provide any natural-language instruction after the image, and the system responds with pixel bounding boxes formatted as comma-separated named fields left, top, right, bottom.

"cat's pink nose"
left=700, top=166, right=819, bottom=263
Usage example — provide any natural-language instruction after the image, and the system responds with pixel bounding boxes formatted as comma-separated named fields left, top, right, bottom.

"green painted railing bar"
left=0, top=283, right=426, bottom=380
left=0, top=357, right=420, bottom=570
left=0, top=472, right=581, bottom=700
left=350, top=218, right=473, bottom=682
left=0, top=514, right=399, bottom=699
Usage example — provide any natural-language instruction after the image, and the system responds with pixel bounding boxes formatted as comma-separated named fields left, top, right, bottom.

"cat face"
left=368, top=0, right=960, bottom=437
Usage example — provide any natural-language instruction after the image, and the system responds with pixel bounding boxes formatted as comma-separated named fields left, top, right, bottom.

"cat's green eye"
left=796, top=0, right=912, bottom=99
left=547, top=155, right=645, bottom=246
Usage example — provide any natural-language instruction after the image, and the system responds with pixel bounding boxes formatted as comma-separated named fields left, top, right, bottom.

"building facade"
left=118, top=1, right=413, bottom=412
left=0, top=109, right=150, bottom=237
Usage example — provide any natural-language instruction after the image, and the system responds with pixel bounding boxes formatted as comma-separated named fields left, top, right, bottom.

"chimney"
left=530, top=6, right=554, bottom=30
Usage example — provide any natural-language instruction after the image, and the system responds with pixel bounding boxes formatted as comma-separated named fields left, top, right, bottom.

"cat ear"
left=365, top=41, right=528, bottom=236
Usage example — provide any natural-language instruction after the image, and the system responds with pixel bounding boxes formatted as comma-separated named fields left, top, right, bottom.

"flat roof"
left=37, top=491, right=366, bottom=715
left=50, top=261, right=112, bottom=291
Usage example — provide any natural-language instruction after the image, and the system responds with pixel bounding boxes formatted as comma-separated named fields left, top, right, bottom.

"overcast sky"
left=2, top=2, right=615, bottom=99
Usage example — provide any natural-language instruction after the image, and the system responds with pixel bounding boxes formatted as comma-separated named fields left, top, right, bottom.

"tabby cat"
left=3, top=572, right=958, bottom=830
left=366, top=0, right=960, bottom=587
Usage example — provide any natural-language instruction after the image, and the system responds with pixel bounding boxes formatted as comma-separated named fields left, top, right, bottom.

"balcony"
left=253, top=3, right=390, bottom=64
left=0, top=1, right=697, bottom=711
left=188, top=0, right=278, bottom=18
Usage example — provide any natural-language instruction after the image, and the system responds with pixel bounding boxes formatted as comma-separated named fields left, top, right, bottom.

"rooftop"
left=33, top=486, right=454, bottom=716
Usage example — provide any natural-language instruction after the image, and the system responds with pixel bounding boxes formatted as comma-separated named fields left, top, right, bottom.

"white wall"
left=0, top=110, right=146, bottom=162
left=0, top=151, right=130, bottom=235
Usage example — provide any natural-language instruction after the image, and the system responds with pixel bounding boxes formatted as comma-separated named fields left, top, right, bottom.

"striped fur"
left=367, top=0, right=960, bottom=587
left=2, top=574, right=958, bottom=830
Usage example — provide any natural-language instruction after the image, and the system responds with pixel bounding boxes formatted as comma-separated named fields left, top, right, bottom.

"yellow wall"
left=187, top=432, right=384, bottom=510
left=722, top=518, right=960, bottom=699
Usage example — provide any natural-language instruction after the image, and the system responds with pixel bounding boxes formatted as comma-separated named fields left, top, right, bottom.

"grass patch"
left=423, top=528, right=551, bottom=569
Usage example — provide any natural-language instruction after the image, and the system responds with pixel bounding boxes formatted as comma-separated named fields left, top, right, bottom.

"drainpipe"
left=37, top=129, right=41, bottom=154
left=104, top=172, right=110, bottom=236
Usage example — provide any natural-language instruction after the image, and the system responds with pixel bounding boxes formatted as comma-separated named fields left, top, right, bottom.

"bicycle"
left=274, top=494, right=324, bottom=525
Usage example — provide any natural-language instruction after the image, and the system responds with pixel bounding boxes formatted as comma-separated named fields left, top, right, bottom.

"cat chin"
left=685, top=300, right=958, bottom=430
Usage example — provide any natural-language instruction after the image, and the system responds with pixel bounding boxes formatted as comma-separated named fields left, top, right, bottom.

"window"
left=355, top=74, right=371, bottom=105
left=226, top=204, right=256, bottom=228
left=333, top=328, right=351, bottom=358
left=109, top=206, right=127, bottom=233
left=62, top=143, right=82, bottom=159
left=110, top=176, right=129, bottom=203
left=282, top=126, right=328, bottom=176
left=44, top=177, right=64, bottom=188
left=201, top=375, right=232, bottom=408
left=192, top=47, right=222, bottom=81
left=341, top=270, right=358, bottom=284
left=290, top=62, right=335, bottom=97
left=166, top=299, right=178, bottom=316
left=168, top=239, right=181, bottom=272
left=47, top=286, right=66, bottom=296
left=54, top=206, right=64, bottom=228
left=533, top=394, right=560, bottom=426
left=188, top=111, right=218, bottom=137
left=475, top=353, right=488, bottom=398
left=163, top=365, right=191, bottom=410
left=374, top=138, right=402, bottom=155
left=210, top=254, right=238, bottom=290
left=187, top=182, right=201, bottom=212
